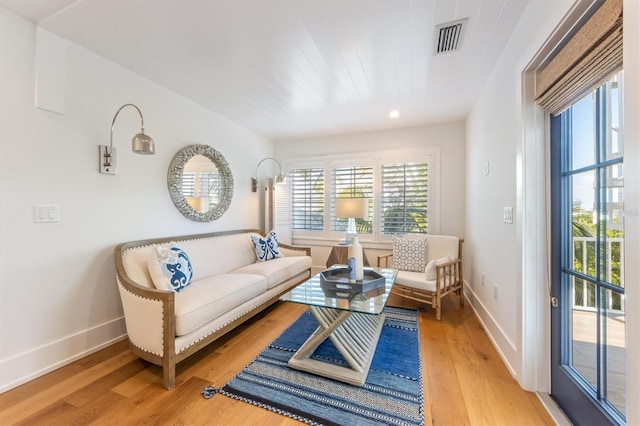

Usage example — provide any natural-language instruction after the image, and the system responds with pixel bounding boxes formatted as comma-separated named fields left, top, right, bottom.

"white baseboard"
left=463, top=281, right=519, bottom=379
left=536, top=392, right=572, bottom=425
left=0, top=317, right=127, bottom=393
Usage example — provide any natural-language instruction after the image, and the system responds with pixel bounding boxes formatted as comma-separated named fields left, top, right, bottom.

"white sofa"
left=114, top=229, right=312, bottom=389
left=378, top=235, right=464, bottom=320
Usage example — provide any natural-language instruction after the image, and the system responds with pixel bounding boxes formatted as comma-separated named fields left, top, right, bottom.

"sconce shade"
left=275, top=172, right=286, bottom=185
left=132, top=131, right=155, bottom=155
left=336, top=198, right=369, bottom=220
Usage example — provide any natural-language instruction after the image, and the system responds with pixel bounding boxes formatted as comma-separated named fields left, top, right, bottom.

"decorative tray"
left=321, top=285, right=386, bottom=300
left=319, top=267, right=386, bottom=293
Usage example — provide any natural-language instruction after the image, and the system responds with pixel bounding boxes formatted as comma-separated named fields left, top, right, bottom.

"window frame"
left=282, top=148, right=440, bottom=247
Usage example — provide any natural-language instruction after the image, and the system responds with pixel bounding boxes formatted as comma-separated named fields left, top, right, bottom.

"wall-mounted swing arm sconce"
left=251, top=157, right=285, bottom=192
left=99, top=103, right=155, bottom=174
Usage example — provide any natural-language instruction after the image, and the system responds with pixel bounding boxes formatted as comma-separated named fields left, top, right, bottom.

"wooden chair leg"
left=434, top=297, right=442, bottom=321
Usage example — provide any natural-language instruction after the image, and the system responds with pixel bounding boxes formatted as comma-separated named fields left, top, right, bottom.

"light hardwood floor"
left=0, top=295, right=554, bottom=425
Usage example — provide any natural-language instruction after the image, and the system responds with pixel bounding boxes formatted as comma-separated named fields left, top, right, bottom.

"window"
left=331, top=166, right=374, bottom=235
left=290, top=167, right=324, bottom=232
left=284, top=150, right=438, bottom=243
left=381, top=162, right=429, bottom=234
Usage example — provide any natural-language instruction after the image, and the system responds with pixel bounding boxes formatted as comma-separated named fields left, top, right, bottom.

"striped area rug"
left=210, top=306, right=423, bottom=426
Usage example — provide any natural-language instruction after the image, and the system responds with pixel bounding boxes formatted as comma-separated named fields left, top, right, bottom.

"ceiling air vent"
left=434, top=18, right=468, bottom=55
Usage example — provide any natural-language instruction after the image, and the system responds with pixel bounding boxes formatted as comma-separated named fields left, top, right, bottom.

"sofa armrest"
left=114, top=243, right=176, bottom=358
left=377, top=253, right=393, bottom=268
left=278, top=243, right=311, bottom=257
left=434, top=258, right=462, bottom=294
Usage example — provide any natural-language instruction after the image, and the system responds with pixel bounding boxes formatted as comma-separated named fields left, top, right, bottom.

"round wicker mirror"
left=168, top=144, right=233, bottom=222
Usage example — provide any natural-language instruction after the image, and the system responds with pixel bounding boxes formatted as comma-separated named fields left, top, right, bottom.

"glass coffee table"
left=280, top=265, right=397, bottom=386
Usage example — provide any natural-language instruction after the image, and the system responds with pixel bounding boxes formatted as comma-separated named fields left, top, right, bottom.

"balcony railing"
left=571, top=237, right=624, bottom=312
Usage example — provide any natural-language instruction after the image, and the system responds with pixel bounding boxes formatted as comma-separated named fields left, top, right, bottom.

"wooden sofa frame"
left=114, top=229, right=311, bottom=389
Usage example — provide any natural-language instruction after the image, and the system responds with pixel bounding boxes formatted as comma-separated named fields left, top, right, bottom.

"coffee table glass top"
left=281, top=265, right=397, bottom=315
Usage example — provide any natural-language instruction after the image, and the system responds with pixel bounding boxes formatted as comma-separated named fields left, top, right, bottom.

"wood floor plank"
left=13, top=400, right=76, bottom=426
left=63, top=359, right=146, bottom=408
left=0, top=350, right=138, bottom=424
left=421, top=314, right=471, bottom=425
left=51, top=391, right=127, bottom=426
left=443, top=309, right=503, bottom=424
left=0, top=297, right=556, bottom=425
left=460, top=307, right=555, bottom=425
left=110, top=365, right=162, bottom=398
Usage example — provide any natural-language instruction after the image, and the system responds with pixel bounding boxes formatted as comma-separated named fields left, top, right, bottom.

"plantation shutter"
left=331, top=166, right=373, bottom=233
left=273, top=180, right=291, bottom=243
left=535, top=0, right=623, bottom=115
left=380, top=162, right=429, bottom=234
left=181, top=172, right=196, bottom=196
left=290, top=168, right=324, bottom=231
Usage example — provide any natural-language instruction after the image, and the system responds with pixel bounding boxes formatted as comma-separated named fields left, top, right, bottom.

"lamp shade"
left=335, top=198, right=368, bottom=219
left=132, top=132, right=155, bottom=154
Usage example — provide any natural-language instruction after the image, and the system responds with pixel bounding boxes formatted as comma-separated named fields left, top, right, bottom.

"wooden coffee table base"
left=288, top=306, right=385, bottom=386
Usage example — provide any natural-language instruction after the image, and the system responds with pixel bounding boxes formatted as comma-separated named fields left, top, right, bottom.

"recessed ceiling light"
left=389, top=110, right=400, bottom=118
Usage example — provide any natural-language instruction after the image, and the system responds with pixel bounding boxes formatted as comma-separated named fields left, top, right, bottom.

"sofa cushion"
left=174, top=274, right=267, bottom=336
left=148, top=244, right=194, bottom=292
left=250, top=231, right=283, bottom=261
left=391, top=236, right=428, bottom=272
left=175, top=233, right=258, bottom=280
left=395, top=270, right=440, bottom=292
left=425, top=235, right=459, bottom=264
left=231, top=256, right=312, bottom=289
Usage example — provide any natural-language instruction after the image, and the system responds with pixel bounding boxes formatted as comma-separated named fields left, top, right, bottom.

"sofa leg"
left=435, top=305, right=441, bottom=321
left=163, top=365, right=175, bottom=390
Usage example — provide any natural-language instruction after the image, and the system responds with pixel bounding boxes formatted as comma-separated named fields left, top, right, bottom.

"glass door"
left=550, top=72, right=626, bottom=425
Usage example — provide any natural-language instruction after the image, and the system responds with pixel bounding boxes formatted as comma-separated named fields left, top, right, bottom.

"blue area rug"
left=207, top=306, right=423, bottom=426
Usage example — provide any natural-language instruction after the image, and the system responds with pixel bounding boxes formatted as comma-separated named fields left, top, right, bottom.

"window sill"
left=293, top=237, right=391, bottom=251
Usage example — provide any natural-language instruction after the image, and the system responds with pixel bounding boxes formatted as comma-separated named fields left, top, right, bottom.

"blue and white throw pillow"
left=251, top=231, right=283, bottom=262
left=148, top=244, right=193, bottom=292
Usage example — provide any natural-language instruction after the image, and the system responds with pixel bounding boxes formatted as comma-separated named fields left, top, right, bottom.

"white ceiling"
left=1, top=0, right=529, bottom=140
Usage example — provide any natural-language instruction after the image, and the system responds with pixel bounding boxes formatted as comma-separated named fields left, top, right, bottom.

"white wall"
left=274, top=122, right=466, bottom=268
left=0, top=7, right=271, bottom=392
left=465, top=0, right=576, bottom=381
left=466, top=1, right=640, bottom=424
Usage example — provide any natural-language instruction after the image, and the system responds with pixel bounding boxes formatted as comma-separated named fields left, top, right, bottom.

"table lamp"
left=335, top=197, right=368, bottom=244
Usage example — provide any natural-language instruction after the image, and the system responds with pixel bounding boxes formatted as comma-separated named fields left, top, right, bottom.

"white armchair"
left=378, top=235, right=464, bottom=320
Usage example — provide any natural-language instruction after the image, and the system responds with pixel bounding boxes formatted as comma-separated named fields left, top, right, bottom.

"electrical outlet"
left=481, top=273, right=485, bottom=286
left=493, top=283, right=498, bottom=300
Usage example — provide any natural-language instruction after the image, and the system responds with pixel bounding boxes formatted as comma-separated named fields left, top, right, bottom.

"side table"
left=325, top=245, right=370, bottom=267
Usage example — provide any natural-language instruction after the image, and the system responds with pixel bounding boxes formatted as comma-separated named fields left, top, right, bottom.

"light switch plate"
left=34, top=204, right=60, bottom=223
left=503, top=206, right=513, bottom=224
